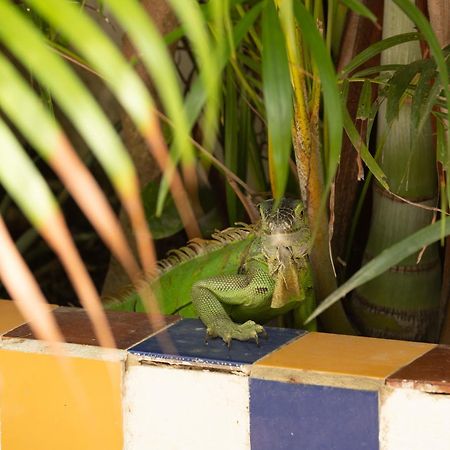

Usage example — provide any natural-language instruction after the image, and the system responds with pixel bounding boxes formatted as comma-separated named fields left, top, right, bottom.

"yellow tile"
left=252, top=332, right=435, bottom=390
left=0, top=300, right=58, bottom=336
left=0, top=299, right=27, bottom=335
left=0, top=342, right=124, bottom=450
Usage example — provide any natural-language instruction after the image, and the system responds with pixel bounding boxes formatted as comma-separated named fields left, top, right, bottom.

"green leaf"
left=0, top=119, right=56, bottom=226
left=393, top=0, right=449, bottom=133
left=163, top=0, right=247, bottom=46
left=167, top=0, right=219, bottom=147
left=437, top=120, right=450, bottom=211
left=338, top=0, right=377, bottom=24
left=306, top=218, right=450, bottom=324
left=356, top=80, right=373, bottom=120
left=386, top=59, right=423, bottom=123
left=104, top=0, right=194, bottom=165
left=365, top=96, right=382, bottom=147
left=351, top=64, right=404, bottom=78
left=0, top=52, right=144, bottom=281
left=141, top=181, right=183, bottom=240
left=4, top=1, right=155, bottom=272
left=0, top=2, right=135, bottom=192
left=437, top=120, right=448, bottom=168
left=410, top=60, right=438, bottom=147
left=293, top=1, right=343, bottom=187
left=25, top=0, right=155, bottom=135
left=224, top=66, right=240, bottom=223
left=156, top=2, right=264, bottom=214
left=341, top=32, right=420, bottom=76
left=171, top=1, right=264, bottom=132
left=343, top=107, right=388, bottom=189
left=0, top=53, right=60, bottom=159
left=262, top=0, right=292, bottom=200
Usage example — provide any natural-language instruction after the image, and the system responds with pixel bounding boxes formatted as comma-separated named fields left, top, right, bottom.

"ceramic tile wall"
left=0, top=301, right=449, bottom=450
left=248, top=332, right=433, bottom=450
left=0, top=339, right=125, bottom=450
left=0, top=302, right=174, bottom=450
left=251, top=332, right=433, bottom=390
left=128, top=319, right=304, bottom=369
left=380, top=345, right=450, bottom=450
left=124, top=319, right=303, bottom=450
left=250, top=379, right=379, bottom=450
left=124, top=363, right=251, bottom=450
left=380, top=387, right=450, bottom=450
left=5, top=306, right=178, bottom=349
left=0, top=299, right=57, bottom=335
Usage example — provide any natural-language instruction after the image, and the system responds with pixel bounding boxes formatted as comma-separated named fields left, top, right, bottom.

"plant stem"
left=279, top=0, right=354, bottom=333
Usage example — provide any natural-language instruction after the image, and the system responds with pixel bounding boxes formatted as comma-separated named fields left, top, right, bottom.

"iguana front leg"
left=191, top=267, right=274, bottom=345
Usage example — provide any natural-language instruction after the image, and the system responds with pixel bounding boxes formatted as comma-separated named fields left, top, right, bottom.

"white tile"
left=124, top=364, right=250, bottom=450
left=381, top=387, right=450, bottom=450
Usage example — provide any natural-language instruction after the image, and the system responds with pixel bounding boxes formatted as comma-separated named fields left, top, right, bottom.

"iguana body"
left=106, top=198, right=316, bottom=343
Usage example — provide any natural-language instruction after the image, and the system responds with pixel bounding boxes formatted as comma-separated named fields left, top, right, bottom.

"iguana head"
left=259, top=198, right=311, bottom=308
left=259, top=198, right=307, bottom=232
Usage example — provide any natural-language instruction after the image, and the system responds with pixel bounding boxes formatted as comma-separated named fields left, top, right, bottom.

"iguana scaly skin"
left=106, top=198, right=315, bottom=344
left=192, top=198, right=312, bottom=345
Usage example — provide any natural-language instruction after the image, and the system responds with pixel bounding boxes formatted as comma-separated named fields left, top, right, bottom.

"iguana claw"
left=260, top=328, right=268, bottom=339
left=204, top=320, right=266, bottom=346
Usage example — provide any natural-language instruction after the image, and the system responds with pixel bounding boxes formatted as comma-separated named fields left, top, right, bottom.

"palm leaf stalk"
left=348, top=0, right=441, bottom=341
left=24, top=0, right=201, bottom=244
left=0, top=216, right=64, bottom=346
left=0, top=1, right=156, bottom=275
left=276, top=0, right=355, bottom=333
left=0, top=53, right=141, bottom=285
left=0, top=118, right=117, bottom=348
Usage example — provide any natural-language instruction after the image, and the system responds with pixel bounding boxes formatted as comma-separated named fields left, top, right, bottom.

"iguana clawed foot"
left=205, top=320, right=266, bottom=347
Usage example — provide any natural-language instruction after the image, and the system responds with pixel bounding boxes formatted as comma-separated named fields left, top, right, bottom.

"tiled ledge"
left=0, top=300, right=449, bottom=450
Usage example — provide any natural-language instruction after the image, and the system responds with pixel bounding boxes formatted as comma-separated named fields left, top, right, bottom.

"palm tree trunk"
left=349, top=0, right=441, bottom=342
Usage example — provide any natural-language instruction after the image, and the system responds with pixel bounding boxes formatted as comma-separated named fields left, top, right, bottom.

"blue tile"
left=250, top=379, right=379, bottom=450
left=128, top=318, right=305, bottom=368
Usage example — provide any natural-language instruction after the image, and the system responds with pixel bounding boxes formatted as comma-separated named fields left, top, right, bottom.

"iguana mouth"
left=261, top=228, right=309, bottom=248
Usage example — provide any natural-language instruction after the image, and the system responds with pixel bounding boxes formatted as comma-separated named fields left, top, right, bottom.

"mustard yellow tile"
left=0, top=341, right=124, bottom=450
left=0, top=299, right=27, bottom=335
left=252, top=332, right=435, bottom=390
left=0, top=300, right=58, bottom=336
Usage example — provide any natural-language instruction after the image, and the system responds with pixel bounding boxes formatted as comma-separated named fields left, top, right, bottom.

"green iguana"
left=106, top=198, right=316, bottom=344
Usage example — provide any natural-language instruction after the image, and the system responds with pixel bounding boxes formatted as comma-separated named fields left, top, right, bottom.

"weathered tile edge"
left=0, top=337, right=127, bottom=362
left=249, top=365, right=383, bottom=391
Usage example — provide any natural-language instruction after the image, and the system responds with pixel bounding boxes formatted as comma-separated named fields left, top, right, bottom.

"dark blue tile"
left=128, top=319, right=305, bottom=368
left=250, top=379, right=379, bottom=450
